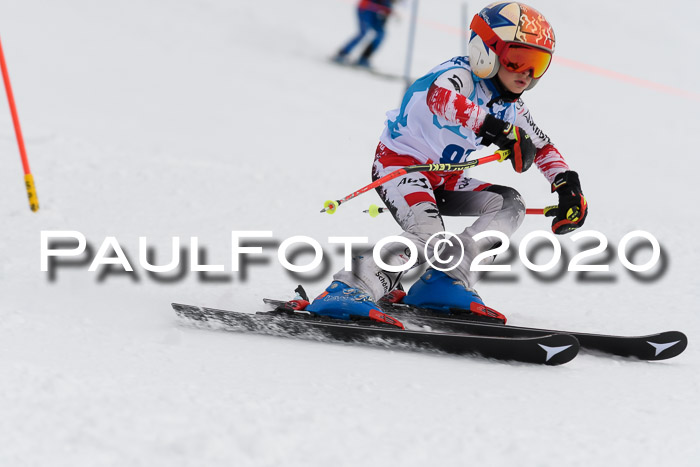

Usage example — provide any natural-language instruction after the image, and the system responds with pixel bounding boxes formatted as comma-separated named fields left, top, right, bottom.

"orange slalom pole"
left=0, top=35, right=39, bottom=212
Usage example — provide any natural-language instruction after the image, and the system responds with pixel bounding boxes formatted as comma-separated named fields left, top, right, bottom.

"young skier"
left=308, top=2, right=588, bottom=325
left=333, top=0, right=396, bottom=68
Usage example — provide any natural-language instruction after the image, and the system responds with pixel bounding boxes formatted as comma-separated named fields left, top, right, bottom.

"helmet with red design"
left=468, top=2, right=555, bottom=90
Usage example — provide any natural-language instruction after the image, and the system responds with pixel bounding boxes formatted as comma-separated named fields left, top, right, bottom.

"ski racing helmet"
left=468, top=2, right=555, bottom=90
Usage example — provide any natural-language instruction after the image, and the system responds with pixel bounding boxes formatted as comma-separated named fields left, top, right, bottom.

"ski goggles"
left=470, top=15, right=553, bottom=79
left=498, top=44, right=552, bottom=79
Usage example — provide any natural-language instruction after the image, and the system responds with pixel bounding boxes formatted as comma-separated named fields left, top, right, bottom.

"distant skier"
left=308, top=2, right=588, bottom=324
left=333, top=0, right=397, bottom=68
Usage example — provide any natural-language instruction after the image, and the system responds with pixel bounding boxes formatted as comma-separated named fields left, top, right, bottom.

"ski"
left=377, top=302, right=687, bottom=361
left=262, top=296, right=687, bottom=361
left=172, top=303, right=579, bottom=366
left=327, top=57, right=405, bottom=81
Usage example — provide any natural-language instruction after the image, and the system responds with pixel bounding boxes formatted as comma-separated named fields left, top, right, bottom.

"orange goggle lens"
left=499, top=44, right=552, bottom=79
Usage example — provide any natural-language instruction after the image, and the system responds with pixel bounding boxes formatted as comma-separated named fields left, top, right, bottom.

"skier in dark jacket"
left=333, top=0, right=396, bottom=68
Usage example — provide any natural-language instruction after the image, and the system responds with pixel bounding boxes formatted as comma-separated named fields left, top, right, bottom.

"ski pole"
left=0, top=35, right=39, bottom=212
left=321, top=149, right=512, bottom=214
left=364, top=205, right=553, bottom=217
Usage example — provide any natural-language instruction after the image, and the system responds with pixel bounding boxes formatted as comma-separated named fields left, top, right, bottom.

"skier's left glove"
left=478, top=114, right=536, bottom=173
left=545, top=171, right=588, bottom=235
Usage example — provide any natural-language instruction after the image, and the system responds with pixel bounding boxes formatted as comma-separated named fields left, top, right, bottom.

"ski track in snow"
left=1, top=0, right=699, bottom=466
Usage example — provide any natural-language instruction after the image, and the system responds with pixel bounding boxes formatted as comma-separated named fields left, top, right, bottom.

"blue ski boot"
left=355, top=57, right=371, bottom=68
left=306, top=281, right=403, bottom=329
left=403, top=269, right=506, bottom=323
left=331, top=52, right=348, bottom=65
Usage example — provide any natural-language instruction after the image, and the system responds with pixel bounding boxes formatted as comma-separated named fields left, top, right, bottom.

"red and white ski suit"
left=335, top=56, right=570, bottom=299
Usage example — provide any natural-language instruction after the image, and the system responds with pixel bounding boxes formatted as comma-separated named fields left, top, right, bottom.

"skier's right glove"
left=478, top=114, right=536, bottom=173
left=545, top=171, right=588, bottom=235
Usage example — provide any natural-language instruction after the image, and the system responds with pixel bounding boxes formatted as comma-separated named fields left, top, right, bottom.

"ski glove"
left=545, top=171, right=588, bottom=235
left=478, top=114, right=536, bottom=173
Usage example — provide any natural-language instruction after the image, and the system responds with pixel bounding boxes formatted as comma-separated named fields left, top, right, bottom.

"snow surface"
left=1, top=0, right=699, bottom=465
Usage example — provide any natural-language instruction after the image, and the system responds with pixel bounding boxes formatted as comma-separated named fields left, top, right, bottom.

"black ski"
left=172, top=303, right=579, bottom=366
left=262, top=298, right=687, bottom=361
left=378, top=301, right=687, bottom=361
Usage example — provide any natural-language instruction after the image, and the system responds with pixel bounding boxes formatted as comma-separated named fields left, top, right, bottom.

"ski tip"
left=537, top=334, right=580, bottom=366
left=643, top=331, right=688, bottom=361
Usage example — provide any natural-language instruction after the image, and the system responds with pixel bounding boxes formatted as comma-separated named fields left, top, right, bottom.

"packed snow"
left=1, top=0, right=698, bottom=466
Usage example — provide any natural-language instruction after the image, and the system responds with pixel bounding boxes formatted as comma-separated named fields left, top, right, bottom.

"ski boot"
left=355, top=57, right=371, bottom=69
left=356, top=43, right=375, bottom=69
left=403, top=269, right=506, bottom=323
left=306, top=281, right=403, bottom=329
left=331, top=51, right=348, bottom=65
